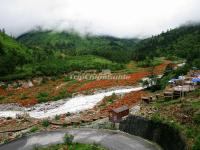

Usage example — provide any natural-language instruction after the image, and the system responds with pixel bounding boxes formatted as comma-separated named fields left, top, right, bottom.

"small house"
left=109, top=105, right=129, bottom=123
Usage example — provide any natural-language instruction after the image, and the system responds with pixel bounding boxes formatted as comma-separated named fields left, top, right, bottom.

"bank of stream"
left=0, top=86, right=143, bottom=119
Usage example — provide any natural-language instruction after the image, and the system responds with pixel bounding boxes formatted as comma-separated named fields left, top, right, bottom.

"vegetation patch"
left=42, top=120, right=50, bottom=127
left=139, top=88, right=200, bottom=149
left=33, top=133, right=106, bottom=150
left=30, top=126, right=39, bottom=133
left=37, top=92, right=49, bottom=103
left=33, top=143, right=106, bottom=150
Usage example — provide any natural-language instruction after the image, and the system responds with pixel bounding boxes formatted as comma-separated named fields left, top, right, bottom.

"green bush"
left=59, top=89, right=71, bottom=98
left=63, top=134, right=74, bottom=145
left=55, top=115, right=60, bottom=121
left=20, top=93, right=29, bottom=100
left=42, top=120, right=50, bottom=127
left=3, top=139, right=9, bottom=144
left=192, top=135, right=200, bottom=150
left=51, top=90, right=72, bottom=101
left=108, top=93, right=117, bottom=104
left=151, top=114, right=163, bottom=123
left=30, top=126, right=39, bottom=133
left=62, top=123, right=67, bottom=127
left=185, top=128, right=196, bottom=138
left=92, top=143, right=102, bottom=150
left=137, top=57, right=162, bottom=67
left=64, top=76, right=71, bottom=82
left=37, top=92, right=49, bottom=103
left=194, top=113, right=200, bottom=124
left=6, top=117, right=12, bottom=120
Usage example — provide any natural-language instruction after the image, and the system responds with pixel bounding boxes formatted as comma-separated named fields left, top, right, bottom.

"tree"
left=0, top=41, right=4, bottom=54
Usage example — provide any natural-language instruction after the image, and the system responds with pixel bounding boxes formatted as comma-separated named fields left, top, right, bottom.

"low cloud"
left=0, top=0, right=200, bottom=38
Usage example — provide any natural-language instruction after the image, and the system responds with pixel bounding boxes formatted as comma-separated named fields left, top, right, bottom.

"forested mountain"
left=0, top=30, right=31, bottom=75
left=17, top=24, right=200, bottom=68
left=133, top=24, right=200, bottom=68
left=0, top=30, right=123, bottom=80
left=17, top=30, right=139, bottom=63
left=1, top=24, right=200, bottom=80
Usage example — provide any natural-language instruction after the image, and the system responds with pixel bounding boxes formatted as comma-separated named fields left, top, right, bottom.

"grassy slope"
left=0, top=32, right=28, bottom=54
left=0, top=31, right=124, bottom=80
left=143, top=89, right=200, bottom=149
left=0, top=55, right=123, bottom=81
left=0, top=31, right=33, bottom=77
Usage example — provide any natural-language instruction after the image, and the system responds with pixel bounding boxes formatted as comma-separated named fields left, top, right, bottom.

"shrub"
left=55, top=115, right=60, bottom=120
left=151, top=114, right=163, bottom=123
left=63, top=123, right=67, bottom=127
left=37, top=92, right=49, bottom=103
left=51, top=76, right=59, bottom=81
left=42, top=119, right=50, bottom=127
left=64, top=76, right=71, bottom=82
left=6, top=117, right=12, bottom=120
left=51, top=90, right=72, bottom=101
left=63, top=134, right=74, bottom=145
left=194, top=113, right=200, bottom=124
left=59, top=89, right=72, bottom=98
left=137, top=57, right=162, bottom=67
left=108, top=93, right=117, bottom=104
left=3, top=139, right=9, bottom=144
left=192, top=89, right=200, bottom=97
left=137, top=58, right=153, bottom=67
left=30, top=126, right=39, bottom=133
left=185, top=128, right=196, bottom=138
left=92, top=143, right=101, bottom=150
left=192, top=135, right=200, bottom=150
left=20, top=93, right=29, bottom=100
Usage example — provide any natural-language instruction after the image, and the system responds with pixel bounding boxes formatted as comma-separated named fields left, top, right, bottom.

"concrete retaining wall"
left=119, top=115, right=187, bottom=150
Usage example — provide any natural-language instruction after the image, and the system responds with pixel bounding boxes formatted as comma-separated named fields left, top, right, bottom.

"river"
left=0, top=86, right=143, bottom=119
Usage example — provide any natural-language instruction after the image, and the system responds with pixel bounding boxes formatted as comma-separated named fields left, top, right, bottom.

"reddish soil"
left=0, top=61, right=170, bottom=107
left=17, top=98, right=38, bottom=107
left=76, top=71, right=150, bottom=92
left=0, top=88, right=7, bottom=96
left=75, top=61, right=171, bottom=92
left=100, top=91, right=148, bottom=115
left=153, top=60, right=171, bottom=75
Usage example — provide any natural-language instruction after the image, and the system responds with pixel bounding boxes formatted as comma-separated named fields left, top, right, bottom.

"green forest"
left=0, top=24, right=200, bottom=81
left=133, top=24, right=200, bottom=68
left=17, top=30, right=138, bottom=63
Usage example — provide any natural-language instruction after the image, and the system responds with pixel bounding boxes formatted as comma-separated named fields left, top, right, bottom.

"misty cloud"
left=0, top=0, right=200, bottom=38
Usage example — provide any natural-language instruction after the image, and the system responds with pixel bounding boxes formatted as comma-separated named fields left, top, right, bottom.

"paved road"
left=0, top=128, right=161, bottom=150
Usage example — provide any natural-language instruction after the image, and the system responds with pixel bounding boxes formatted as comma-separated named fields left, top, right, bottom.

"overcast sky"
left=0, top=0, right=200, bottom=38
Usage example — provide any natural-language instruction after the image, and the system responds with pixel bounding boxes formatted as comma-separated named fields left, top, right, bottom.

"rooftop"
left=111, top=105, right=129, bottom=113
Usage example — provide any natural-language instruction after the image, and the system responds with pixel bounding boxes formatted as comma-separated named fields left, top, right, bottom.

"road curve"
left=0, top=128, right=161, bottom=150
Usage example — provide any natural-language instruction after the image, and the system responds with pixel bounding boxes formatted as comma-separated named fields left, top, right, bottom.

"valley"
left=0, top=24, right=200, bottom=150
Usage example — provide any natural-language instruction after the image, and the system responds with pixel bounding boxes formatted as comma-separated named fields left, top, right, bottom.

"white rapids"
left=0, top=86, right=143, bottom=119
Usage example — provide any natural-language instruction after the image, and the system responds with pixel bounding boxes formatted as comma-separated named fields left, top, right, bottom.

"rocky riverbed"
left=0, top=86, right=143, bottom=119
